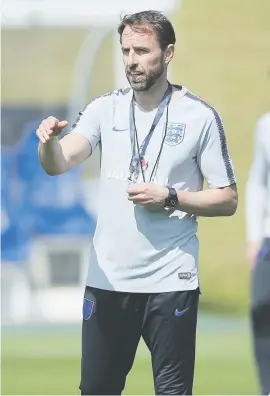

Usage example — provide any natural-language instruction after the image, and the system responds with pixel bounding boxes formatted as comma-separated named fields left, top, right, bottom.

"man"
left=36, top=10, right=237, bottom=395
left=245, top=112, right=270, bottom=395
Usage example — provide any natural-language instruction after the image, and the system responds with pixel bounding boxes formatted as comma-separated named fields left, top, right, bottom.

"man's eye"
left=137, top=49, right=148, bottom=54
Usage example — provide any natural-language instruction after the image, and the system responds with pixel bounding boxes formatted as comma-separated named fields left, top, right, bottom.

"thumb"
left=57, top=120, right=68, bottom=130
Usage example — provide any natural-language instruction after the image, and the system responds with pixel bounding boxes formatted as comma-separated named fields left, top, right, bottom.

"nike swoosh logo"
left=175, top=306, right=190, bottom=317
left=113, top=126, right=128, bottom=132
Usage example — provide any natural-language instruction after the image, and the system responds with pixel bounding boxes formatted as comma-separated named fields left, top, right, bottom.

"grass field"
left=1, top=318, right=258, bottom=395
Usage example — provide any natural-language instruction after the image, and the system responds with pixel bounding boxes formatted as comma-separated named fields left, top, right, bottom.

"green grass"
left=1, top=325, right=258, bottom=395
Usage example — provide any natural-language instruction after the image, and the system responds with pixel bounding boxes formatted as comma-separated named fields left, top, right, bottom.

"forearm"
left=177, top=187, right=238, bottom=217
left=38, top=138, right=68, bottom=175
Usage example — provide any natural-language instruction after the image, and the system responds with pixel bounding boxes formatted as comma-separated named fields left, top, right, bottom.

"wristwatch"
left=164, top=187, right=178, bottom=210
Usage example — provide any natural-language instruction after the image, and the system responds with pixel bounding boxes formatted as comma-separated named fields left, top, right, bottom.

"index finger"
left=127, top=185, right=142, bottom=195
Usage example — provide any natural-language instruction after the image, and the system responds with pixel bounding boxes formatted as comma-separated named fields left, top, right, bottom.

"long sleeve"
left=245, top=114, right=270, bottom=242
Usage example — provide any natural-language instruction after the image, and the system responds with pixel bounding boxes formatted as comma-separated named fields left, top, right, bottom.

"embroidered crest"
left=165, top=123, right=186, bottom=146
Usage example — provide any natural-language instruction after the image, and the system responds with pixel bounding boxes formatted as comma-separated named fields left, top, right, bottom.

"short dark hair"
left=117, top=10, right=176, bottom=50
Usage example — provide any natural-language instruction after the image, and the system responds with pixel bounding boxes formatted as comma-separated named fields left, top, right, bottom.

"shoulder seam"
left=70, top=88, right=132, bottom=131
left=94, top=87, right=132, bottom=101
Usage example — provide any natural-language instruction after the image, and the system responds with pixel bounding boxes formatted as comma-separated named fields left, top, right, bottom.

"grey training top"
left=70, top=85, right=237, bottom=292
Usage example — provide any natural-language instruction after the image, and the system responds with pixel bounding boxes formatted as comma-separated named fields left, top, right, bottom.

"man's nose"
left=127, top=51, right=138, bottom=69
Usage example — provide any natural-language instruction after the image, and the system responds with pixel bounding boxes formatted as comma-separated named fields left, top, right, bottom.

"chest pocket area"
left=101, top=103, right=131, bottom=178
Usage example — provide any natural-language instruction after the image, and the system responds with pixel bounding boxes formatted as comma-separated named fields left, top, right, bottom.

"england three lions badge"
left=165, top=123, right=186, bottom=146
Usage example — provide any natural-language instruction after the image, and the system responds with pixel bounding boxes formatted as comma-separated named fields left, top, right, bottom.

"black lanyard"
left=128, top=83, right=173, bottom=184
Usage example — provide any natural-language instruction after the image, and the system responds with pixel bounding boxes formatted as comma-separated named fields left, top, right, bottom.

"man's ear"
left=164, top=44, right=174, bottom=65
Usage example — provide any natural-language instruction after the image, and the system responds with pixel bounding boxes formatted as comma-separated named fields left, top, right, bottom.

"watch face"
left=164, top=188, right=177, bottom=209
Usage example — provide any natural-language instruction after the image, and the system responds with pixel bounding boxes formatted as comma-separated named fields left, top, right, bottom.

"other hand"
left=127, top=183, right=169, bottom=210
left=246, top=241, right=261, bottom=269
